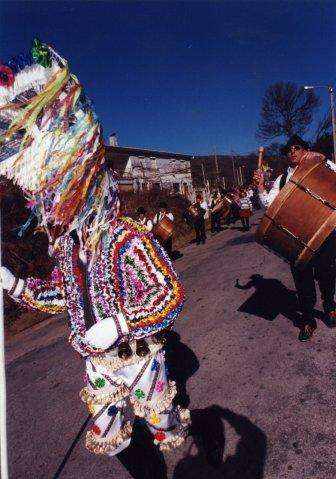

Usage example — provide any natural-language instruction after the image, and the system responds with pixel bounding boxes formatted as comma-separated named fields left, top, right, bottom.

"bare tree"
left=265, top=142, right=282, bottom=158
left=314, top=108, right=332, bottom=142
left=257, top=82, right=320, bottom=140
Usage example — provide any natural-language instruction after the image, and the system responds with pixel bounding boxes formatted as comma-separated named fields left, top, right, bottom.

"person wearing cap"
left=136, top=206, right=153, bottom=232
left=254, top=135, right=336, bottom=342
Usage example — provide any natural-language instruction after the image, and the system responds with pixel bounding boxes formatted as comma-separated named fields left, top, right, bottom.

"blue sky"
left=1, top=1, right=335, bottom=155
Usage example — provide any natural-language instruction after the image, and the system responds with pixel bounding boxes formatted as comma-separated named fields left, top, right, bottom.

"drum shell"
left=153, top=216, right=174, bottom=243
left=212, top=198, right=231, bottom=218
left=189, top=205, right=199, bottom=218
left=255, top=153, right=336, bottom=268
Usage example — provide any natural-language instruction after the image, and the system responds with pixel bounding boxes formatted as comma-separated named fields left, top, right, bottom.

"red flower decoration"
left=0, top=65, right=14, bottom=88
left=154, top=431, right=166, bottom=442
left=91, top=424, right=101, bottom=436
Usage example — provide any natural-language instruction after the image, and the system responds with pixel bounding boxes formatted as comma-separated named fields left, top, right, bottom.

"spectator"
left=136, top=206, right=153, bottom=232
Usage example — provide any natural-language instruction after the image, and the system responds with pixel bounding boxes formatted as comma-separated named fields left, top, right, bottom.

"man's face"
left=287, top=145, right=307, bottom=166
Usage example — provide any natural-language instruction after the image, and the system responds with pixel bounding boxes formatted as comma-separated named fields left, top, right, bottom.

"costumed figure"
left=254, top=135, right=336, bottom=342
left=0, top=39, right=190, bottom=456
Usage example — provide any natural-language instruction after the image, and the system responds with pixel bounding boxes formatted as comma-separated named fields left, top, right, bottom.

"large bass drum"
left=255, top=152, right=336, bottom=269
left=212, top=197, right=232, bottom=219
left=153, top=216, right=174, bottom=243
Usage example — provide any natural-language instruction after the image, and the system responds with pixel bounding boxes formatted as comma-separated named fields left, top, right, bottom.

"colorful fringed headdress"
left=0, top=38, right=119, bottom=248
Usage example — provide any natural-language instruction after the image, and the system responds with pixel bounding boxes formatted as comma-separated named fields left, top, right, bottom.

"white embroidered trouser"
left=80, top=342, right=190, bottom=455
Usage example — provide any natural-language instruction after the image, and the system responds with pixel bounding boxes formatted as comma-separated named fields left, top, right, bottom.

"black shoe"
left=324, top=310, right=336, bottom=328
left=298, top=323, right=317, bottom=342
left=136, top=339, right=150, bottom=357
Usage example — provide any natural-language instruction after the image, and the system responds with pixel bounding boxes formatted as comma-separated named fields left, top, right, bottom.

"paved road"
left=6, top=212, right=336, bottom=479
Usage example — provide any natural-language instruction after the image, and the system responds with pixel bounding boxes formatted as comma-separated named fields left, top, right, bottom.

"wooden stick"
left=257, top=146, right=264, bottom=169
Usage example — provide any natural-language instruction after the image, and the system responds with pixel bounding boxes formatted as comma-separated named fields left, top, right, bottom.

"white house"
left=105, top=139, right=194, bottom=199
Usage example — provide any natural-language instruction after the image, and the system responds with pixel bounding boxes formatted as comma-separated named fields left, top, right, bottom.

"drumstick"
left=257, top=146, right=264, bottom=170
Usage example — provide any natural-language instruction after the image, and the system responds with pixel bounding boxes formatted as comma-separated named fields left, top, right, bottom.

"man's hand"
left=0, top=266, right=24, bottom=296
left=85, top=317, right=119, bottom=350
left=253, top=169, right=265, bottom=192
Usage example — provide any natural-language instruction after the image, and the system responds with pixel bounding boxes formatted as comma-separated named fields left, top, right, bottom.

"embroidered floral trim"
left=86, top=421, right=133, bottom=454
left=15, top=218, right=184, bottom=358
left=130, top=381, right=177, bottom=417
left=155, top=407, right=191, bottom=452
left=80, top=383, right=129, bottom=406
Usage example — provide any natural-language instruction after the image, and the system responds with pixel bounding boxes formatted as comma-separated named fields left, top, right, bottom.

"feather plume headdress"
left=0, top=38, right=119, bottom=249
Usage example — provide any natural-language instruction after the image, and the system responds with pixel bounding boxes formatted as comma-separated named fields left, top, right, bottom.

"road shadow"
left=235, top=274, right=302, bottom=325
left=165, top=331, right=200, bottom=408
left=172, top=250, right=184, bottom=261
left=117, top=419, right=168, bottom=479
left=173, top=406, right=267, bottom=479
left=222, top=233, right=255, bottom=247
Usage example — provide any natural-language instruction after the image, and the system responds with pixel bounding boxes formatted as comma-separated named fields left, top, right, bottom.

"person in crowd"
left=238, top=189, right=253, bottom=231
left=136, top=206, right=153, bottom=232
left=210, top=190, right=222, bottom=234
left=229, top=189, right=241, bottom=225
left=254, top=134, right=336, bottom=341
left=189, top=193, right=206, bottom=245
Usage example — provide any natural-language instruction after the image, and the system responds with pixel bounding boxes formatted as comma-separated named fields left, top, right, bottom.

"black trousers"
left=194, top=220, right=206, bottom=244
left=290, top=232, right=336, bottom=325
left=162, top=236, right=173, bottom=257
left=211, top=212, right=221, bottom=232
left=240, top=216, right=250, bottom=229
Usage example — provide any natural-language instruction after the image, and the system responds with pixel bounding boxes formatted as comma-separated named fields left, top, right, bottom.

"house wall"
left=122, top=155, right=193, bottom=198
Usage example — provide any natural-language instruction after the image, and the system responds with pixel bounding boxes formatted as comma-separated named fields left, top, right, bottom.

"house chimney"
left=109, top=132, right=118, bottom=147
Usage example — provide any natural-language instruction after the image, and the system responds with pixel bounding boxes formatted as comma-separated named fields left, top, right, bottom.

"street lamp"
left=304, top=84, right=336, bottom=162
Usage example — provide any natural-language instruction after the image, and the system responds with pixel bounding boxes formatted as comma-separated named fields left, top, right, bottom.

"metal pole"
left=329, top=86, right=336, bottom=163
left=0, top=199, right=9, bottom=479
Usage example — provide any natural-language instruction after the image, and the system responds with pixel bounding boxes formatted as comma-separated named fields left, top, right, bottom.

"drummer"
left=210, top=190, right=222, bottom=234
left=254, top=134, right=336, bottom=341
left=136, top=206, right=153, bottom=232
left=153, top=201, right=174, bottom=257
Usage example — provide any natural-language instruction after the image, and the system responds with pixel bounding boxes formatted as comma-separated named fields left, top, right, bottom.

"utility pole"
left=304, top=85, right=336, bottom=162
left=329, top=86, right=336, bottom=162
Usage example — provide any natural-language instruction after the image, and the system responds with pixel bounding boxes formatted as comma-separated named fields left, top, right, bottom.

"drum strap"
left=279, top=171, right=288, bottom=190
